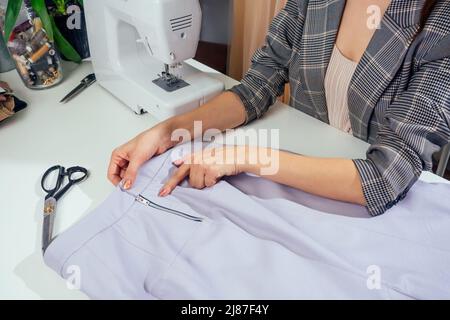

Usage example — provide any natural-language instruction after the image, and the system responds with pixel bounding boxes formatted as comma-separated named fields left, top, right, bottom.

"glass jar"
left=6, top=0, right=63, bottom=89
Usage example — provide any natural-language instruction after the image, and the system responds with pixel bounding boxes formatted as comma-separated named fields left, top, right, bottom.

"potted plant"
left=46, top=0, right=90, bottom=60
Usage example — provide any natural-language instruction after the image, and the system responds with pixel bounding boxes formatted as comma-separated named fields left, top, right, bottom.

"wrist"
left=154, top=119, right=178, bottom=148
left=235, top=146, right=262, bottom=175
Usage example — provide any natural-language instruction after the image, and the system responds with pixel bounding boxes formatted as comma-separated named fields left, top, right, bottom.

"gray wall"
left=200, top=0, right=231, bottom=45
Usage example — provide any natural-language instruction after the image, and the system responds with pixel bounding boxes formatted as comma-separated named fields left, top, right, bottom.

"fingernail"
left=123, top=180, right=131, bottom=190
left=173, top=159, right=183, bottom=166
left=158, top=187, right=170, bottom=197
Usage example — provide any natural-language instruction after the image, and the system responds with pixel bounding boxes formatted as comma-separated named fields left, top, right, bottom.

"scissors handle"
left=41, top=165, right=65, bottom=195
left=67, top=166, right=89, bottom=183
left=54, top=167, right=88, bottom=201
left=41, top=165, right=89, bottom=201
left=82, top=73, right=96, bottom=85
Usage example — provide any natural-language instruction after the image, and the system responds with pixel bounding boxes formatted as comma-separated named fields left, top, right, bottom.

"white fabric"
left=44, top=144, right=450, bottom=300
left=324, top=45, right=358, bottom=134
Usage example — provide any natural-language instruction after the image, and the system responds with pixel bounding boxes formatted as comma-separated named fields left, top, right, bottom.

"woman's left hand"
left=159, top=146, right=249, bottom=197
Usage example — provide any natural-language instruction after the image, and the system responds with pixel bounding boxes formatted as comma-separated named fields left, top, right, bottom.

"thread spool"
left=12, top=20, right=33, bottom=36
left=15, top=54, right=28, bottom=66
left=28, top=43, right=51, bottom=63
left=32, top=54, right=52, bottom=72
left=7, top=39, right=27, bottom=55
left=33, top=18, right=43, bottom=33
left=12, top=54, right=33, bottom=85
left=30, top=29, right=48, bottom=51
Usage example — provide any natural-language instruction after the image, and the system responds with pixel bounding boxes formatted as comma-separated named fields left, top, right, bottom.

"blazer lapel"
left=298, top=0, right=346, bottom=123
left=348, top=0, right=424, bottom=141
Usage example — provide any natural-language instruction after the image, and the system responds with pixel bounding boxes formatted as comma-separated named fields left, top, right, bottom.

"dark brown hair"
left=420, top=0, right=437, bottom=29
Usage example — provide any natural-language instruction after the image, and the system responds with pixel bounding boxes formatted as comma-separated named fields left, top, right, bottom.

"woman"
left=108, top=0, right=450, bottom=216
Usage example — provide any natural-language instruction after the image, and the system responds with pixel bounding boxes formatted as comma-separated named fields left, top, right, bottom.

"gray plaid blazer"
left=230, top=0, right=450, bottom=215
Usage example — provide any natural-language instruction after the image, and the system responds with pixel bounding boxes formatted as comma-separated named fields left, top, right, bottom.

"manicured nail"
left=123, top=180, right=131, bottom=190
left=158, top=187, right=170, bottom=197
left=173, top=159, right=183, bottom=166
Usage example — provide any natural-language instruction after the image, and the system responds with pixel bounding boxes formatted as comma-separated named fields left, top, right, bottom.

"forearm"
left=157, top=91, right=247, bottom=148
left=242, top=148, right=366, bottom=206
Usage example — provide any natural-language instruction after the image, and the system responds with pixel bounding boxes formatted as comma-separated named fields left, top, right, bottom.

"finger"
left=107, top=159, right=124, bottom=186
left=107, top=152, right=129, bottom=185
left=159, top=164, right=190, bottom=197
left=172, top=154, right=194, bottom=167
left=172, top=158, right=185, bottom=167
left=204, top=175, right=217, bottom=188
left=189, top=164, right=206, bottom=189
left=120, top=168, right=127, bottom=179
left=123, top=152, right=148, bottom=189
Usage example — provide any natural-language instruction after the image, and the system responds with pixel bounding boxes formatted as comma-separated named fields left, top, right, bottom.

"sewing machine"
left=84, top=0, right=224, bottom=119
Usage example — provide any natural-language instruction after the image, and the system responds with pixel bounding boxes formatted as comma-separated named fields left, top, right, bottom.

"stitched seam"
left=112, top=223, right=171, bottom=264
left=57, top=199, right=138, bottom=277
left=202, top=187, right=428, bottom=296
left=56, top=154, right=173, bottom=276
left=145, top=221, right=208, bottom=296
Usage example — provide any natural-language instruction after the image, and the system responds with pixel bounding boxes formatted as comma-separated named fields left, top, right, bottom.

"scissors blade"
left=60, top=83, right=87, bottom=104
left=60, top=73, right=96, bottom=104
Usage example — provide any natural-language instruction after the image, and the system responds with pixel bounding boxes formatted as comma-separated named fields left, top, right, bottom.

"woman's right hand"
left=107, top=91, right=247, bottom=190
left=107, top=124, right=174, bottom=189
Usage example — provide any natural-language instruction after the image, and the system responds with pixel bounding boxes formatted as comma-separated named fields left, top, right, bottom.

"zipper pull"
left=135, top=194, right=151, bottom=206
left=134, top=194, right=203, bottom=222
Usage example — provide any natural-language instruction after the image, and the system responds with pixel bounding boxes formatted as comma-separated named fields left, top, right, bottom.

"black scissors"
left=60, top=73, right=96, bottom=104
left=41, top=165, right=89, bottom=253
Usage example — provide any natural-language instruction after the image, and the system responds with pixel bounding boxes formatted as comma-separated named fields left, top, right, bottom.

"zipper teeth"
left=136, top=195, right=203, bottom=222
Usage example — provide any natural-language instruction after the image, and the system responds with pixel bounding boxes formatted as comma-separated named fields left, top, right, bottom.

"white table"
left=0, top=61, right=447, bottom=300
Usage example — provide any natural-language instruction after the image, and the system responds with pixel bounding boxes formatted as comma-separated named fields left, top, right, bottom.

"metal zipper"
left=134, top=194, right=203, bottom=223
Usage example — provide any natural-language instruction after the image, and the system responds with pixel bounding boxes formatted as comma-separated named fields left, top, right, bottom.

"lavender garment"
left=44, top=145, right=450, bottom=299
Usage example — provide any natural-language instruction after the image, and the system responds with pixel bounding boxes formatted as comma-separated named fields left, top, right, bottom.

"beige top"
left=324, top=45, right=358, bottom=134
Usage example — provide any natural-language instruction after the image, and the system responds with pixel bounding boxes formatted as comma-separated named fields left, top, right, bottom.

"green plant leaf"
left=31, top=0, right=54, bottom=41
left=50, top=16, right=81, bottom=63
left=3, top=0, right=24, bottom=42
left=52, top=0, right=66, bottom=16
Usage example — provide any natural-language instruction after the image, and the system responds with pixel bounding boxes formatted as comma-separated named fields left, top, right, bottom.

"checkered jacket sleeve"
left=354, top=50, right=450, bottom=215
left=229, top=0, right=450, bottom=216
left=229, top=0, right=303, bottom=124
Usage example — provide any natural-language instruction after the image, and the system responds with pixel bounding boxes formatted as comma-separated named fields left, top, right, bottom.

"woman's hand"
left=159, top=146, right=250, bottom=197
left=107, top=124, right=175, bottom=189
left=107, top=91, right=248, bottom=190
left=159, top=145, right=366, bottom=208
